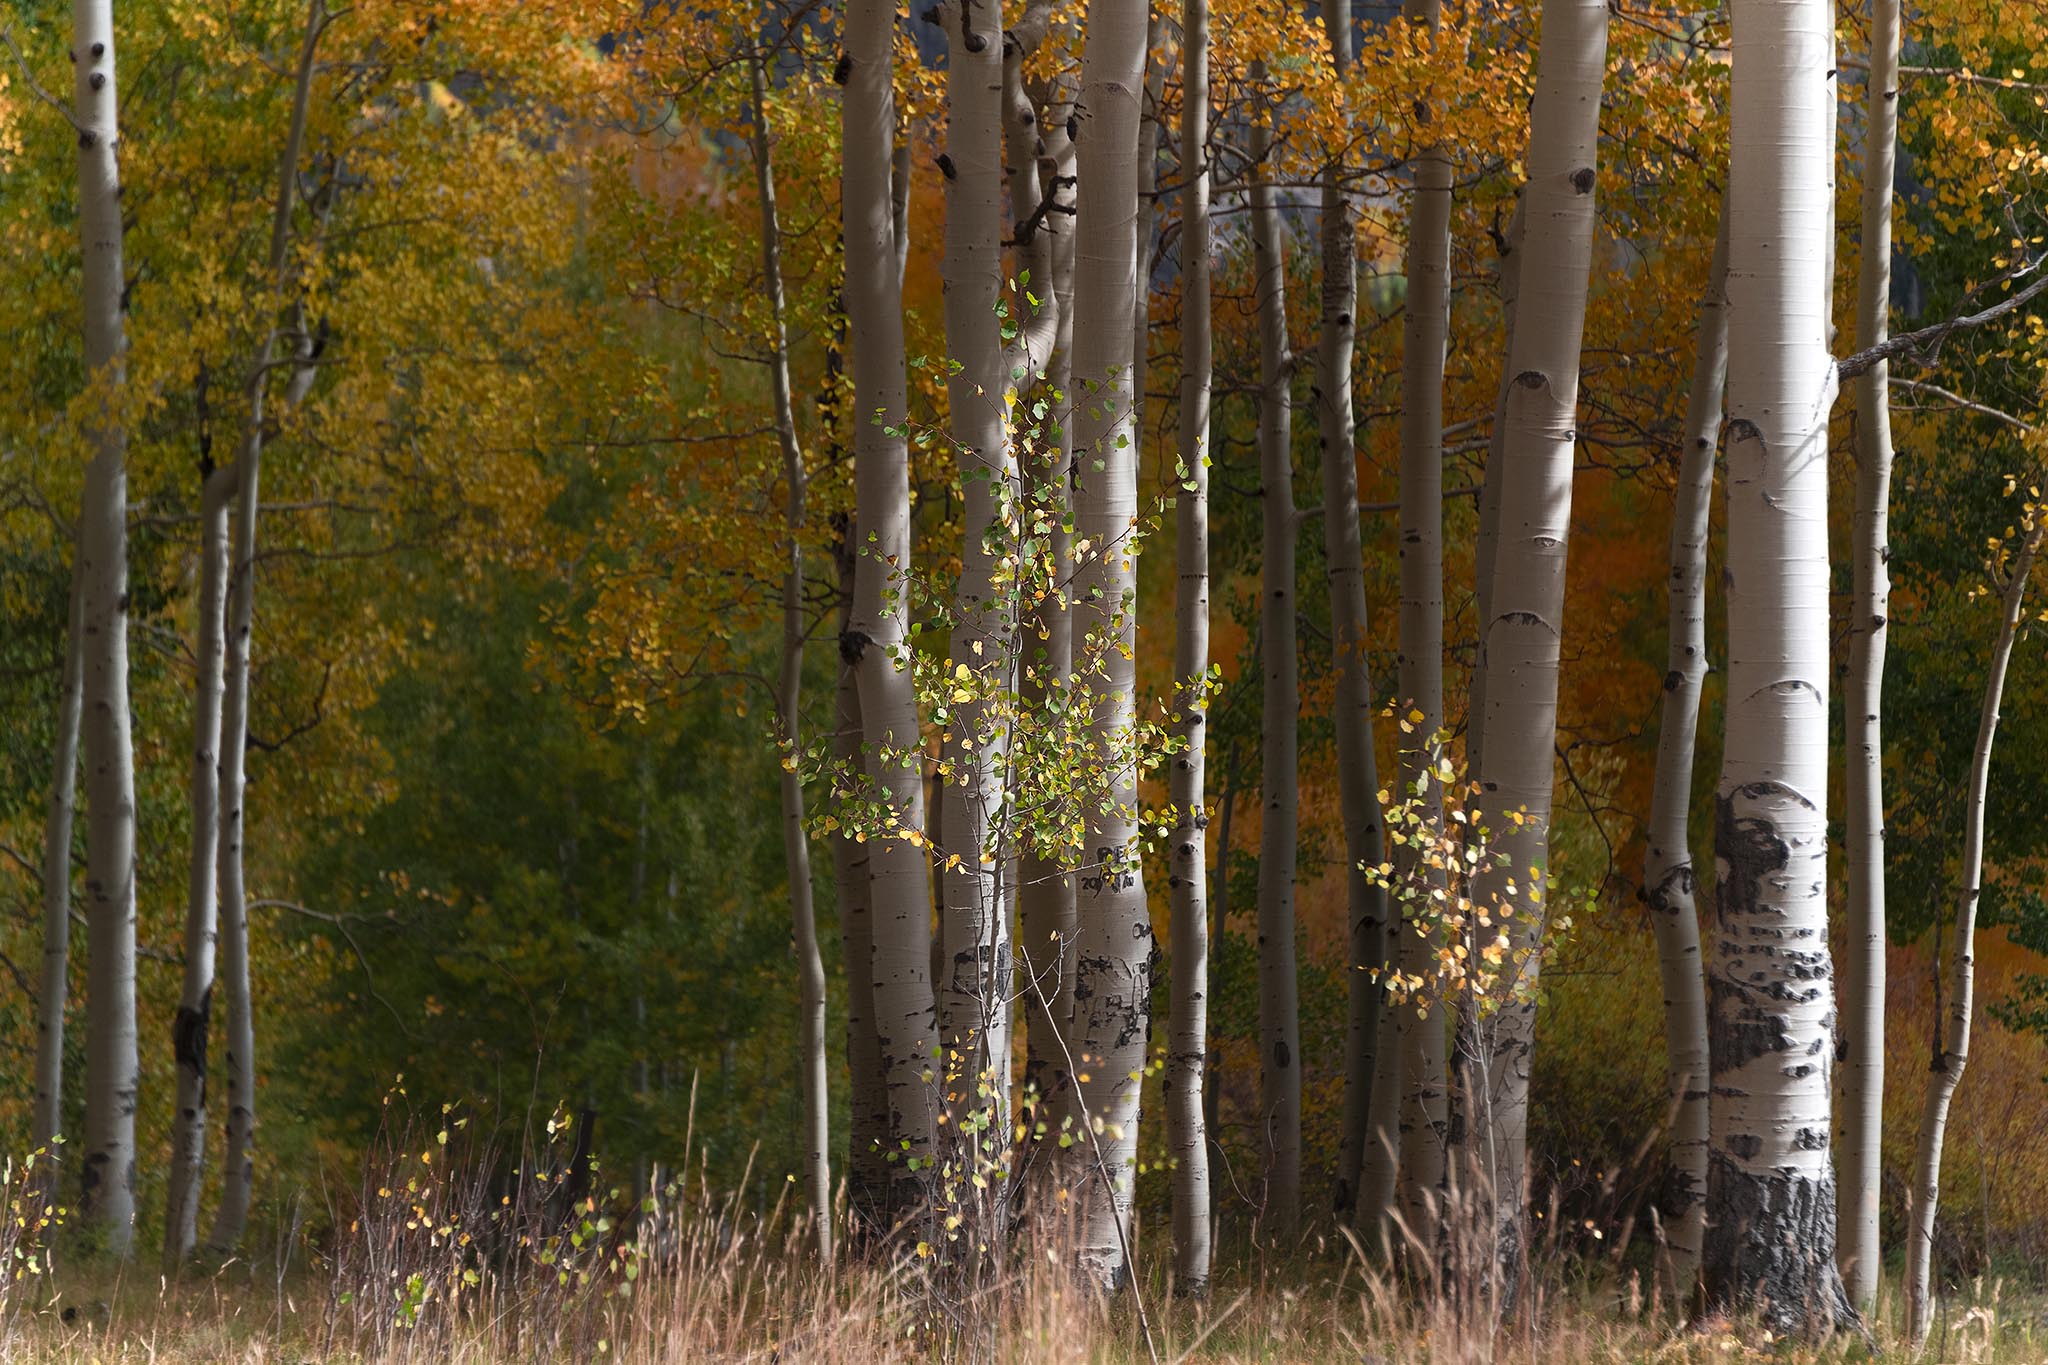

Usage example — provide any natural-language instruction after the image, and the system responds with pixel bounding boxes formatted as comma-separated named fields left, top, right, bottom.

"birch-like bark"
left=937, top=0, right=1017, bottom=1151
left=749, top=50, right=832, bottom=1259
left=844, top=0, right=938, bottom=1216
left=208, top=0, right=324, bottom=1253
left=1131, top=13, right=1163, bottom=440
left=1248, top=85, right=1301, bottom=1241
left=1017, top=61, right=1081, bottom=1119
left=1904, top=519, right=2044, bottom=1347
left=1166, top=0, right=1213, bottom=1291
left=1417, top=204, right=1521, bottom=1225
left=1351, top=0, right=1449, bottom=1236
left=1837, top=0, right=1899, bottom=1309
left=1068, top=0, right=1152, bottom=1286
left=833, top=534, right=889, bottom=1224
left=1703, top=0, right=1852, bottom=1330
left=1468, top=0, right=1607, bottom=1267
left=165, top=466, right=234, bottom=1268
left=1641, top=206, right=1729, bottom=1302
left=32, top=569, right=86, bottom=1206
left=73, top=0, right=140, bottom=1256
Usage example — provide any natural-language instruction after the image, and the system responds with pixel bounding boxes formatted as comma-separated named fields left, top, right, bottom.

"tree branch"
left=0, top=25, right=83, bottom=131
left=1838, top=268, right=2048, bottom=380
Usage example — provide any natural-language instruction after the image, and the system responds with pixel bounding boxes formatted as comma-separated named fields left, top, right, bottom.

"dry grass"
left=5, top=1116, right=2046, bottom=1363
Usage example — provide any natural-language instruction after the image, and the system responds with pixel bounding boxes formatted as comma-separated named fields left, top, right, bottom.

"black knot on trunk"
left=936, top=153, right=956, bottom=181
left=839, top=629, right=872, bottom=664
left=833, top=52, right=852, bottom=84
left=90, top=71, right=106, bottom=90
left=1569, top=167, right=1595, bottom=194
left=91, top=41, right=106, bottom=59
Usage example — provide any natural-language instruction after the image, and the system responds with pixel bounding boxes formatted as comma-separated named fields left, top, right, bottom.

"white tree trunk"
left=1837, top=0, right=1899, bottom=1310
left=1167, top=0, right=1213, bottom=1291
left=1131, top=13, right=1162, bottom=439
left=1368, top=0, right=1449, bottom=1236
left=1417, top=204, right=1521, bottom=1228
left=1904, top=520, right=2044, bottom=1347
left=937, top=0, right=1017, bottom=1149
left=1017, top=60, right=1081, bottom=1120
left=1068, top=0, right=1152, bottom=1286
left=207, top=0, right=324, bottom=1254
left=843, top=0, right=938, bottom=1219
left=32, top=568, right=86, bottom=1208
left=72, top=0, right=140, bottom=1257
left=749, top=49, right=832, bottom=1260
left=1703, top=0, right=1851, bottom=1330
left=165, top=466, right=234, bottom=1268
left=833, top=536, right=889, bottom=1225
left=1469, top=0, right=1607, bottom=1267
left=1248, top=89, right=1301, bottom=1242
left=1641, top=207, right=1729, bottom=1303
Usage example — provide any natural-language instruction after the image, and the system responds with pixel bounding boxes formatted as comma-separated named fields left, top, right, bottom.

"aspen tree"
left=1355, top=0, right=1447, bottom=1238
left=1249, top=67, right=1302, bottom=1240
left=72, top=0, right=142, bottom=1256
left=935, top=0, right=1017, bottom=1150
left=1068, top=0, right=1152, bottom=1286
left=1016, top=44, right=1081, bottom=1118
left=843, top=0, right=939, bottom=1214
left=1837, top=0, right=1900, bottom=1309
left=1703, top=0, right=1853, bottom=1329
left=165, top=467, right=234, bottom=1267
left=1904, top=509, right=2046, bottom=1347
left=1322, top=0, right=1391, bottom=1216
left=749, top=47, right=831, bottom=1257
left=1413, top=204, right=1520, bottom=1229
left=833, top=534, right=890, bottom=1222
left=1167, top=0, right=1214, bottom=1290
left=1468, top=0, right=1607, bottom=1265
left=208, top=1, right=326, bottom=1251
left=1641, top=207, right=1728, bottom=1301
left=33, top=574, right=85, bottom=1210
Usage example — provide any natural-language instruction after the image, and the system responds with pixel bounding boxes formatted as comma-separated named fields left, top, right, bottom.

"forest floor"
left=4, top=1255, right=2044, bottom=1363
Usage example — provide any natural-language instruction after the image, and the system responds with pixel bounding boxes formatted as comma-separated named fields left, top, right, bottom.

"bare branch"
left=1838, top=268, right=2048, bottom=380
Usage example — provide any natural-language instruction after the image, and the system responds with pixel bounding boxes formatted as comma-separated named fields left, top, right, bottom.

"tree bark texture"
left=1167, top=0, right=1214, bottom=1291
left=1837, top=0, right=1899, bottom=1310
left=1068, top=0, right=1153, bottom=1286
left=33, top=568, right=85, bottom=1203
left=1703, top=0, right=1852, bottom=1330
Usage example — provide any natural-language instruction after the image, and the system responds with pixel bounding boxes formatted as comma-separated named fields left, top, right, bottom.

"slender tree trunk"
left=1702, top=0, right=1852, bottom=1330
left=1248, top=85, right=1301, bottom=1242
left=1419, top=204, right=1522, bottom=1228
left=207, top=0, right=324, bottom=1254
left=937, top=0, right=1017, bottom=1154
left=1017, top=57, right=1081, bottom=1120
left=833, top=532, right=889, bottom=1226
left=1351, top=0, right=1449, bottom=1236
left=165, top=467, right=234, bottom=1269
left=1205, top=743, right=1236, bottom=1247
left=1904, top=519, right=2044, bottom=1346
left=843, top=0, right=938, bottom=1218
left=1132, top=13, right=1163, bottom=441
left=1837, top=0, right=1900, bottom=1310
left=73, top=0, right=140, bottom=1257
left=32, top=569, right=86, bottom=1208
left=1641, top=207, right=1729, bottom=1303
left=749, top=50, right=832, bottom=1260
left=1068, top=0, right=1152, bottom=1286
left=1469, top=0, right=1608, bottom=1269
left=1166, top=0, right=1213, bottom=1291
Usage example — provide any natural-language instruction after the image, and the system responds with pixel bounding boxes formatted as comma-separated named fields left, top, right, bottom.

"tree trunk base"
left=1703, top=1153, right=1859, bottom=1336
